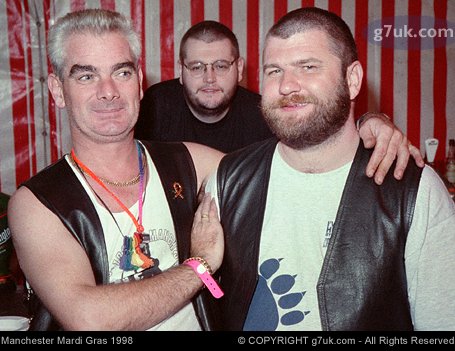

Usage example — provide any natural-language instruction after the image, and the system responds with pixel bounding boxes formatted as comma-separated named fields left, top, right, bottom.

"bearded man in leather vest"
left=206, top=7, right=455, bottom=331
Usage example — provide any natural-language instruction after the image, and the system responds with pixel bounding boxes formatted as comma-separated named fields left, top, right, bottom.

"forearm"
left=56, top=264, right=203, bottom=331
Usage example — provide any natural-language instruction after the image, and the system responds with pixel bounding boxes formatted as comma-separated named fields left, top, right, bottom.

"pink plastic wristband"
left=184, top=258, right=224, bottom=299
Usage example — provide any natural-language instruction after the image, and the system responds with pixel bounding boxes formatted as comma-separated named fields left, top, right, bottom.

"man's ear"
left=178, top=60, right=184, bottom=85
left=236, top=57, right=245, bottom=83
left=346, top=60, right=363, bottom=100
left=138, top=67, right=144, bottom=100
left=48, top=74, right=66, bottom=108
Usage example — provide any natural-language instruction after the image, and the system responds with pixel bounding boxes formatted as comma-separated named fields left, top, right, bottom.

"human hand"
left=190, top=193, right=224, bottom=272
left=358, top=112, right=425, bottom=185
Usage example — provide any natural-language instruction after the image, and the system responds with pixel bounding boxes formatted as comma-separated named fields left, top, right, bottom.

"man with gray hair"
left=9, top=9, right=224, bottom=331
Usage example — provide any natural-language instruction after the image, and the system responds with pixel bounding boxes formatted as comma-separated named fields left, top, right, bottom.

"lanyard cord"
left=70, top=142, right=145, bottom=233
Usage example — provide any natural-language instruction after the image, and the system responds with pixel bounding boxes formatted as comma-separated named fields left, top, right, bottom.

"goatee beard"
left=183, top=85, right=235, bottom=118
left=261, top=79, right=351, bottom=150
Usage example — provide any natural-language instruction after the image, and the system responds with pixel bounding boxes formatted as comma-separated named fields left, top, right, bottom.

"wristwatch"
left=184, top=257, right=224, bottom=299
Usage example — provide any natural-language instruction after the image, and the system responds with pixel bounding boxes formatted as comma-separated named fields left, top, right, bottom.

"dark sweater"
left=135, top=79, right=273, bottom=153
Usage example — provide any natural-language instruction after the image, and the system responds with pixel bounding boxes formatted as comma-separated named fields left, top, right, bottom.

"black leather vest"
left=22, top=141, right=216, bottom=330
left=216, top=138, right=422, bottom=331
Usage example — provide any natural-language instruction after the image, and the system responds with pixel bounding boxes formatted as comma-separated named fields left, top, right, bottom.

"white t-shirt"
left=206, top=145, right=455, bottom=331
left=66, top=143, right=200, bottom=331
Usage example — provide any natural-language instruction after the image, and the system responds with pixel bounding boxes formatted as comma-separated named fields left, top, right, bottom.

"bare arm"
left=9, top=187, right=207, bottom=331
left=182, top=142, right=225, bottom=273
left=183, top=142, right=225, bottom=191
left=358, top=112, right=425, bottom=185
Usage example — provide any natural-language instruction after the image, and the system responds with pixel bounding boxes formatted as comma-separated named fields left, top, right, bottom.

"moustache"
left=90, top=102, right=126, bottom=110
left=269, top=95, right=319, bottom=109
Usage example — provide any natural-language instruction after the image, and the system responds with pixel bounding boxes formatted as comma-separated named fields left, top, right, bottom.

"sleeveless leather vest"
left=22, top=141, right=216, bottom=330
left=216, top=138, right=422, bottom=331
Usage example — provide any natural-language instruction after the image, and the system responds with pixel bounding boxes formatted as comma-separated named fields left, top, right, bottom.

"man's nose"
left=96, top=77, right=120, bottom=100
left=203, top=64, right=217, bottom=83
left=279, top=70, right=301, bottom=96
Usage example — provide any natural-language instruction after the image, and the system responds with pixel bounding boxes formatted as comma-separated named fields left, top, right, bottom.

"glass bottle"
left=0, top=192, right=15, bottom=292
left=446, top=139, right=455, bottom=184
left=445, top=140, right=455, bottom=200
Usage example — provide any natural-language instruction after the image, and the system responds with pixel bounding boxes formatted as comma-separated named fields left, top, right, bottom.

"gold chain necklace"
left=69, top=152, right=146, bottom=187
left=95, top=173, right=140, bottom=187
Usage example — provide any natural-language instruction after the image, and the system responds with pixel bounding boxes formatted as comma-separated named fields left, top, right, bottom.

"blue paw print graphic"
left=244, top=258, right=309, bottom=330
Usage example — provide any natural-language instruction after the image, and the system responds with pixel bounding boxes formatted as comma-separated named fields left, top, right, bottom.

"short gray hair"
left=48, top=9, right=141, bottom=80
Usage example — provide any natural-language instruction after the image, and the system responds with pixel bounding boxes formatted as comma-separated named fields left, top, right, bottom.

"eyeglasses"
left=183, top=59, right=237, bottom=78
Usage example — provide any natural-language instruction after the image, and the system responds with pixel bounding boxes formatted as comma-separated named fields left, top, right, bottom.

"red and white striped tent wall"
left=0, top=0, right=453, bottom=195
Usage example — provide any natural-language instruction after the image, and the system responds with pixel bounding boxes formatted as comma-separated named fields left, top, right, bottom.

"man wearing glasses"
left=135, top=21, right=272, bottom=153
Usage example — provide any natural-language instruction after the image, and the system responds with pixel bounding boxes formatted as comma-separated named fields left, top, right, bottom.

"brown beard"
left=261, top=78, right=351, bottom=150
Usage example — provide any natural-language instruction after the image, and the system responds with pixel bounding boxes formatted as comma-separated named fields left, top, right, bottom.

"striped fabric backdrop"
left=0, top=0, right=453, bottom=195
